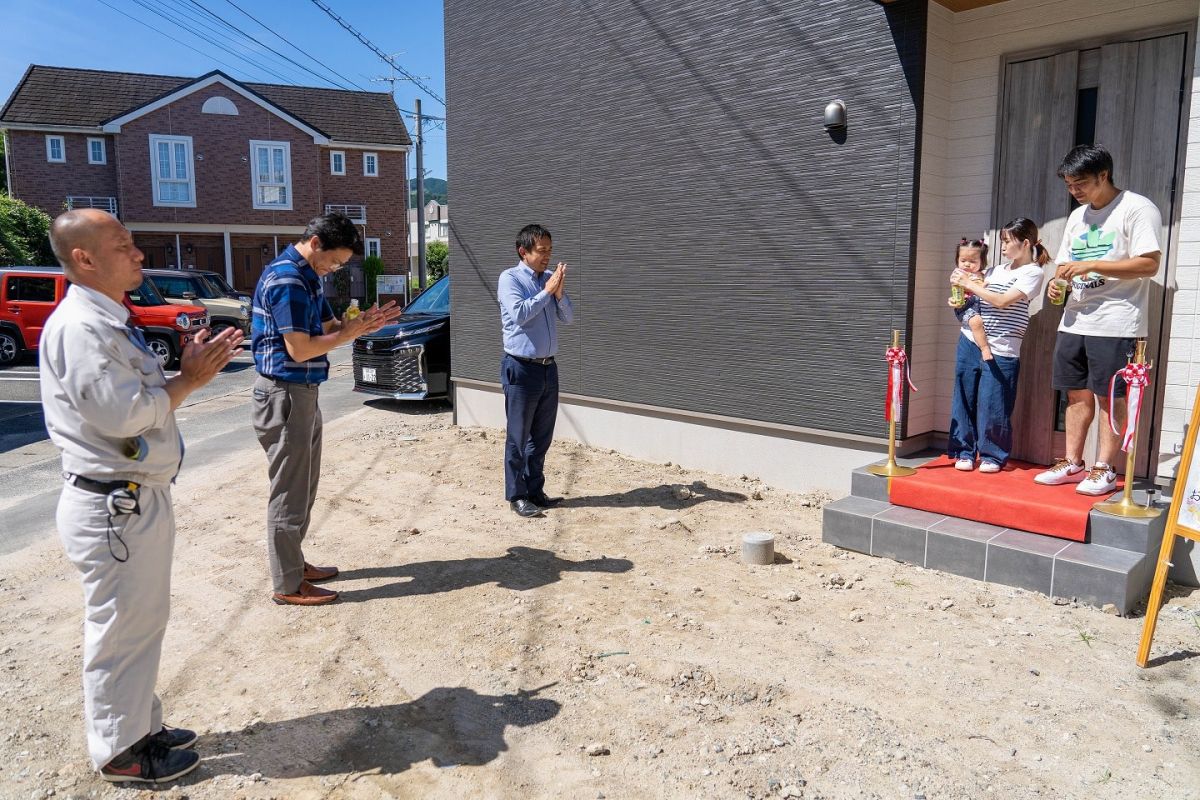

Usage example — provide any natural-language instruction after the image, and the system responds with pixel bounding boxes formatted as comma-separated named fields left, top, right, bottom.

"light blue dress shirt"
left=498, top=261, right=574, bottom=358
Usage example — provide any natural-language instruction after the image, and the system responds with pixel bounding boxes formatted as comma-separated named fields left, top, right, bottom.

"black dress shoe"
left=528, top=494, right=562, bottom=508
left=510, top=499, right=545, bottom=518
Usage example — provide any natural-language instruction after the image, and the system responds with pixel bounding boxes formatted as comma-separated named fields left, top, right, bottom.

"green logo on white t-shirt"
left=1071, top=224, right=1115, bottom=289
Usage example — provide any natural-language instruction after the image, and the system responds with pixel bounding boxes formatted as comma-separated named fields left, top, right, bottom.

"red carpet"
left=888, top=456, right=1121, bottom=542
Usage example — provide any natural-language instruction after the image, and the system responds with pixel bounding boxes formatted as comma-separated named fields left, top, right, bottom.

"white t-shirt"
left=960, top=262, right=1044, bottom=359
left=1055, top=190, right=1162, bottom=337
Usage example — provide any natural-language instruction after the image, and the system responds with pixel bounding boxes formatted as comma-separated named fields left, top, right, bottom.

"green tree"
left=362, top=254, right=384, bottom=306
left=409, top=177, right=448, bottom=207
left=0, top=194, right=54, bottom=266
left=426, top=240, right=449, bottom=281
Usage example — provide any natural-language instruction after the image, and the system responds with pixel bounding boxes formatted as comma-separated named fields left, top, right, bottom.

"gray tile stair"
left=820, top=461, right=1168, bottom=615
left=849, top=467, right=890, bottom=503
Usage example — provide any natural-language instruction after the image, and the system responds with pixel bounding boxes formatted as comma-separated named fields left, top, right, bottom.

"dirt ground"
left=1, top=402, right=1199, bottom=800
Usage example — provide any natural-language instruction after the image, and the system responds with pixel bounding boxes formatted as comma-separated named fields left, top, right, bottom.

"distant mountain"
left=410, top=177, right=448, bottom=206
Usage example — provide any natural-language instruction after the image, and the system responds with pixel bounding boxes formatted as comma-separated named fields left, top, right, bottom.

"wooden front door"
left=185, top=246, right=225, bottom=274
left=997, top=30, right=1190, bottom=477
left=141, top=246, right=170, bottom=270
left=232, top=248, right=267, bottom=293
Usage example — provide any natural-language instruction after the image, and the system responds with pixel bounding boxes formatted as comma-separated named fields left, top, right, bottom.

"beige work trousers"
left=57, top=482, right=174, bottom=769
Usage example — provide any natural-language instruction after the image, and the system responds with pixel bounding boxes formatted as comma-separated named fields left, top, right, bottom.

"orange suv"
left=0, top=266, right=208, bottom=368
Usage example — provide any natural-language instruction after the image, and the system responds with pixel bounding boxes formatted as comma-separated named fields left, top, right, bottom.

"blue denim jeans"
left=947, top=335, right=1021, bottom=467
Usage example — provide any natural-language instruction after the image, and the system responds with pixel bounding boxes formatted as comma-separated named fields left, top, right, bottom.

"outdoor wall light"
left=261, top=244, right=270, bottom=255
left=166, top=244, right=174, bottom=254
left=185, top=244, right=194, bottom=255
left=196, top=153, right=204, bottom=161
left=824, top=99, right=847, bottom=131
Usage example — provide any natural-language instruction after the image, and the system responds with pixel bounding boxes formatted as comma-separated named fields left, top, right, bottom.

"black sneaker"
left=100, top=739, right=200, bottom=784
left=151, top=724, right=197, bottom=750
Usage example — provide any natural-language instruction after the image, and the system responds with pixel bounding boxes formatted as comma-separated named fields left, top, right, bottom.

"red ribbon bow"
left=1109, top=362, right=1151, bottom=452
left=885, top=346, right=917, bottom=423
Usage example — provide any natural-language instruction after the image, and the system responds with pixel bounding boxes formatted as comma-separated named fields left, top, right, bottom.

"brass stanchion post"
left=867, top=330, right=916, bottom=478
left=1096, top=340, right=1160, bottom=519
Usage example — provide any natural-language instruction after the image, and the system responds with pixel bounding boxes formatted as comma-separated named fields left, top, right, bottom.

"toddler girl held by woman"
left=949, top=237, right=994, bottom=361
left=947, top=219, right=1048, bottom=473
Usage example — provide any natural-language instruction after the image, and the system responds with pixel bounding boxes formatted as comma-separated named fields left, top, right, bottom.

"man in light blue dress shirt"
left=497, top=224, right=574, bottom=517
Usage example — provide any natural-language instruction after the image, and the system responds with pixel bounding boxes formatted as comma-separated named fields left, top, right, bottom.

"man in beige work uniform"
left=40, top=209, right=242, bottom=783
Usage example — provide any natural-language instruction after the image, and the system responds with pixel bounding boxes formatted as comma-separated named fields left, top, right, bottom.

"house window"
left=250, top=140, right=292, bottom=210
left=365, top=238, right=381, bottom=259
left=363, top=152, right=379, bottom=177
left=46, top=135, right=65, bottom=163
left=87, top=137, right=106, bottom=165
left=330, top=150, right=345, bottom=175
left=149, top=134, right=195, bottom=207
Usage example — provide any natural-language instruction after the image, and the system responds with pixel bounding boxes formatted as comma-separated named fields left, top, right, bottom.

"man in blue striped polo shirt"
left=251, top=213, right=400, bottom=605
left=498, top=224, right=575, bottom=518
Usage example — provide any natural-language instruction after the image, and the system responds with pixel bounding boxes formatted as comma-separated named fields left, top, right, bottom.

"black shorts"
left=1052, top=332, right=1136, bottom=397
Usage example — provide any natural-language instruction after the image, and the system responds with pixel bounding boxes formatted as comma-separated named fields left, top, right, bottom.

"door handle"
left=6, top=307, right=19, bottom=314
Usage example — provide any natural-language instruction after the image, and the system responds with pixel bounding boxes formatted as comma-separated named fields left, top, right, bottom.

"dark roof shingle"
left=0, top=65, right=411, bottom=146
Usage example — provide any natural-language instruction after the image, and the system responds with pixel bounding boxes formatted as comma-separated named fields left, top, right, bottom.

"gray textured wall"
left=445, top=0, right=926, bottom=437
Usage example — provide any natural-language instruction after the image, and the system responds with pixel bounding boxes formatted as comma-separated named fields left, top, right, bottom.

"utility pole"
left=415, top=97, right=427, bottom=291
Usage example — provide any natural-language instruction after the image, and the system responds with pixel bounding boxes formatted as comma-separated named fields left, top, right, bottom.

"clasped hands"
left=544, top=262, right=567, bottom=300
left=341, top=301, right=404, bottom=337
left=180, top=326, right=244, bottom=384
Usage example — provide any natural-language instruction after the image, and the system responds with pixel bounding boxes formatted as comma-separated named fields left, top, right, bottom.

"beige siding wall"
left=1161, top=24, right=1200, bottom=477
left=913, top=0, right=1197, bottom=474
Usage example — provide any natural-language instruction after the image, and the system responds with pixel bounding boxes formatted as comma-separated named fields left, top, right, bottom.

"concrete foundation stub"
left=742, top=532, right=775, bottom=565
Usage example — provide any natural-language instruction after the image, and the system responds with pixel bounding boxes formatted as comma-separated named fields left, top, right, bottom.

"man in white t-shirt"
left=1035, top=144, right=1163, bottom=495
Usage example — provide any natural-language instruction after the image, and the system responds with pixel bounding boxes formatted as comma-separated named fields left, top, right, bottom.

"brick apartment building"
left=0, top=66, right=411, bottom=293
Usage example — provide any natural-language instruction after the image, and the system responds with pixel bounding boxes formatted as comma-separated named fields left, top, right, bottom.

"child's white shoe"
left=954, top=458, right=974, bottom=472
left=979, top=461, right=1001, bottom=473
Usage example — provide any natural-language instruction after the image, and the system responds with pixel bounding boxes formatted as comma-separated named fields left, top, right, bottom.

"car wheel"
left=210, top=322, right=232, bottom=338
left=145, top=335, right=174, bottom=369
left=0, top=331, right=18, bottom=365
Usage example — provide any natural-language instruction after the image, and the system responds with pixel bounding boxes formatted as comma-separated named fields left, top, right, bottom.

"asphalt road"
left=0, top=345, right=388, bottom=556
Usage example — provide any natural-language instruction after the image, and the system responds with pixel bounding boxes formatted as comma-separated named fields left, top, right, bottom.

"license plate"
left=362, top=367, right=377, bottom=383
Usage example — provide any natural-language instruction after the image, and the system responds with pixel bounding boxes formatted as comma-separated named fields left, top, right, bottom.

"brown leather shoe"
left=303, top=562, right=339, bottom=582
left=272, top=580, right=339, bottom=606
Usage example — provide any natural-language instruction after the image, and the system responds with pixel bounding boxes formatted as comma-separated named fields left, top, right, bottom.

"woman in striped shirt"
left=947, top=217, right=1048, bottom=473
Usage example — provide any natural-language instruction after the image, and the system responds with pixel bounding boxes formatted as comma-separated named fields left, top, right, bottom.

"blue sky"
left=0, top=0, right=447, bottom=178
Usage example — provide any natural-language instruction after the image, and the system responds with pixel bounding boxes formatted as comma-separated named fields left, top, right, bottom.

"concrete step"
left=849, top=465, right=1167, bottom=554
left=824, top=462, right=1170, bottom=615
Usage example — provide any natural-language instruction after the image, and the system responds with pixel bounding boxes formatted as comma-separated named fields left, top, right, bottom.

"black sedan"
left=352, top=275, right=450, bottom=400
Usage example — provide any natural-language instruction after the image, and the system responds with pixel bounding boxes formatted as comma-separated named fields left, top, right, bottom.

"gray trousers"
left=57, top=482, right=174, bottom=769
left=251, top=375, right=323, bottom=594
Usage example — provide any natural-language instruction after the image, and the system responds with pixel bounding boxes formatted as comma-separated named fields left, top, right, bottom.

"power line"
left=308, top=0, right=446, bottom=106
left=219, top=0, right=370, bottom=91
left=160, top=0, right=312, bottom=82
left=181, top=0, right=359, bottom=90
left=92, top=0, right=256, bottom=79
left=124, top=0, right=297, bottom=83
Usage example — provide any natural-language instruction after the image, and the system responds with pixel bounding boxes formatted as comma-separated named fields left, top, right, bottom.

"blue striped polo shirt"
left=251, top=245, right=335, bottom=384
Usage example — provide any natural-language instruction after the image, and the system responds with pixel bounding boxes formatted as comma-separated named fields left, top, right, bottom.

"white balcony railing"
left=325, top=204, right=366, bottom=224
left=66, top=196, right=118, bottom=216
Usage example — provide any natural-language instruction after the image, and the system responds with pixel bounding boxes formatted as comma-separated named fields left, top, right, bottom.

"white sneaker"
left=1034, top=458, right=1086, bottom=485
left=954, top=458, right=974, bottom=471
left=979, top=461, right=1001, bottom=473
left=1076, top=464, right=1117, bottom=496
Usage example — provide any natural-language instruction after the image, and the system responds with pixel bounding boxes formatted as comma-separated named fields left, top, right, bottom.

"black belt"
left=65, top=473, right=141, bottom=495
left=511, top=354, right=555, bottom=365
